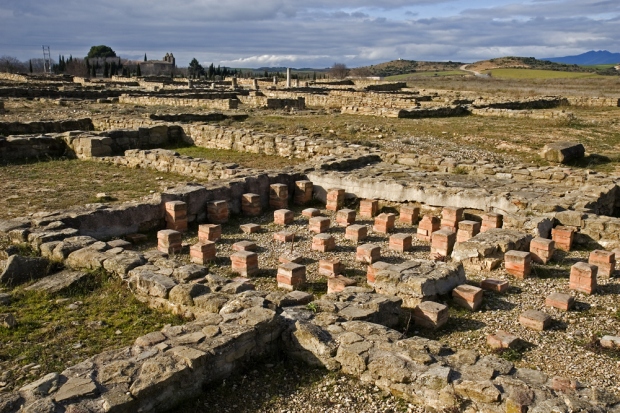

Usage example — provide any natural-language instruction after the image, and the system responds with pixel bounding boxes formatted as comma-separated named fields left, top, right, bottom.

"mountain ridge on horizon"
left=541, top=50, right=620, bottom=65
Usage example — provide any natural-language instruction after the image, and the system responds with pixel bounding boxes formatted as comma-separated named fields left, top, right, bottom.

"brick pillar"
left=311, top=234, right=336, bottom=252
left=241, top=193, right=261, bottom=217
left=589, top=250, right=615, bottom=279
left=373, top=213, right=396, bottom=234
left=190, top=241, right=216, bottom=264
left=274, top=209, right=294, bottom=225
left=319, top=258, right=344, bottom=277
left=336, top=209, right=356, bottom=227
left=530, top=237, right=554, bottom=264
left=157, top=229, right=182, bottom=254
left=270, top=183, right=288, bottom=209
left=417, top=215, right=440, bottom=242
left=309, top=216, right=330, bottom=233
left=481, top=212, right=502, bottom=232
left=552, top=226, right=574, bottom=251
left=276, top=263, right=306, bottom=290
left=413, top=301, right=448, bottom=329
left=504, top=250, right=532, bottom=279
left=430, top=229, right=456, bottom=259
left=452, top=285, right=483, bottom=311
left=164, top=201, right=188, bottom=232
left=356, top=243, right=380, bottom=264
left=569, top=262, right=597, bottom=294
left=327, top=275, right=357, bottom=294
left=198, top=224, right=221, bottom=242
left=399, top=205, right=420, bottom=225
left=207, top=200, right=229, bottom=224
left=389, top=233, right=412, bottom=252
left=441, top=206, right=464, bottom=232
left=326, top=188, right=345, bottom=211
left=359, top=199, right=378, bottom=218
left=367, top=261, right=391, bottom=286
left=294, top=180, right=313, bottom=205
left=456, top=220, right=480, bottom=243
left=345, top=224, right=368, bottom=242
left=231, top=251, right=259, bottom=277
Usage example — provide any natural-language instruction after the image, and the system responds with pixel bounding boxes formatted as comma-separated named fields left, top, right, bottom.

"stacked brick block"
left=309, top=216, right=330, bottom=233
left=545, top=292, right=575, bottom=311
left=373, top=213, right=396, bottom=234
left=312, top=234, right=336, bottom=252
left=199, top=224, right=221, bottom=242
left=569, top=262, right=597, bottom=294
left=302, top=208, right=320, bottom=218
left=551, top=226, right=574, bottom=251
left=430, top=229, right=456, bottom=259
left=269, top=183, right=288, bottom=209
left=207, top=200, right=229, bottom=224
left=326, top=188, right=345, bottom=211
left=164, top=201, right=188, bottom=232
left=190, top=241, right=216, bottom=264
left=367, top=261, right=391, bottom=286
left=356, top=244, right=380, bottom=264
left=413, top=301, right=448, bottom=329
left=277, top=263, right=306, bottom=290
left=417, top=215, right=440, bottom=242
left=399, top=205, right=419, bottom=225
left=294, top=180, right=313, bottom=205
left=274, top=209, right=294, bottom=225
left=452, top=285, right=483, bottom=311
left=487, top=331, right=520, bottom=350
left=389, top=233, right=412, bottom=252
left=327, top=275, right=356, bottom=294
left=441, top=207, right=464, bottom=232
left=589, top=250, right=615, bottom=278
left=530, top=237, right=554, bottom=264
left=241, top=193, right=261, bottom=217
left=319, top=259, right=344, bottom=277
left=519, top=310, right=551, bottom=331
left=359, top=199, right=378, bottom=219
left=231, top=251, right=259, bottom=277
left=480, top=278, right=509, bottom=293
left=336, top=209, right=356, bottom=227
left=456, top=220, right=480, bottom=243
left=157, top=230, right=182, bottom=255
left=345, top=225, right=368, bottom=242
left=481, top=212, right=502, bottom=232
left=504, top=251, right=532, bottom=279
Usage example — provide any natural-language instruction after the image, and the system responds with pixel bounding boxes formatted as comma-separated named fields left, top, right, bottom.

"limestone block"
left=541, top=141, right=585, bottom=163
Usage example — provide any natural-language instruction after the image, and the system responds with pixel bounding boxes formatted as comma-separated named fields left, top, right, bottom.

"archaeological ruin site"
left=1, top=70, right=620, bottom=413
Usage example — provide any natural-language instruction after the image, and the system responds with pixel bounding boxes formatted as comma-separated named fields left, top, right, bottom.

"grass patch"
left=485, top=68, right=602, bottom=79
left=172, top=146, right=303, bottom=170
left=385, top=70, right=466, bottom=80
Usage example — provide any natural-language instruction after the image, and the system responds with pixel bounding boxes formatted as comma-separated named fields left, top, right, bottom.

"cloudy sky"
left=0, top=0, right=618, bottom=68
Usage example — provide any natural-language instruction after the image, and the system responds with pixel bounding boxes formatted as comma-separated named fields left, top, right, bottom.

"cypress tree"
left=29, top=60, right=33, bottom=73
left=103, top=62, right=109, bottom=78
left=136, top=64, right=141, bottom=77
left=144, top=53, right=147, bottom=62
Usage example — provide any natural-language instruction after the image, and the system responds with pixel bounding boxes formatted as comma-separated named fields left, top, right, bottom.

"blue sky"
left=0, top=0, right=618, bottom=68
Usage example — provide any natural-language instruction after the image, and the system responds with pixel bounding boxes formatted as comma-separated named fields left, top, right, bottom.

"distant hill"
left=468, top=56, right=593, bottom=73
left=352, top=59, right=463, bottom=77
left=541, top=50, right=620, bottom=65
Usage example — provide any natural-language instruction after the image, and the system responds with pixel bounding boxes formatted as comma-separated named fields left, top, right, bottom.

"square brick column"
left=164, top=200, right=188, bottom=232
left=274, top=209, right=294, bottom=225
left=157, top=229, right=182, bottom=254
left=345, top=224, right=368, bottom=242
left=232, top=241, right=257, bottom=252
left=309, top=216, right=330, bottom=233
left=277, top=263, right=306, bottom=290
left=551, top=226, right=574, bottom=251
left=294, top=180, right=313, bottom=205
left=270, top=183, right=288, bottom=209
left=207, top=200, right=229, bottom=224
left=452, top=284, right=483, bottom=311
left=589, top=250, right=615, bottom=278
left=326, top=188, right=345, bottom=211
left=399, top=205, right=420, bottom=225
left=311, top=234, right=336, bottom=252
left=336, top=209, right=356, bottom=227
left=569, top=262, right=597, bottom=294
left=274, top=231, right=295, bottom=243
left=441, top=207, right=464, bottom=232
left=327, top=275, right=356, bottom=294
left=240, top=223, right=261, bottom=234
left=373, top=213, right=396, bottom=234
left=389, top=233, right=412, bottom=252
left=519, top=310, right=551, bottom=331
left=456, top=220, right=480, bottom=243
left=504, top=250, right=532, bottom=279
left=231, top=251, right=259, bottom=277
left=487, top=331, right=520, bottom=350
left=481, top=278, right=509, bottom=293
left=413, top=301, right=448, bottom=329
left=481, top=212, right=502, bottom=232
left=367, top=261, right=391, bottom=286
left=241, top=193, right=261, bottom=217
left=319, top=258, right=344, bottom=277
left=417, top=215, right=440, bottom=242
left=356, top=243, right=381, bottom=264
left=190, top=241, right=216, bottom=264
left=359, top=199, right=378, bottom=218
left=530, top=237, right=554, bottom=264
left=430, top=229, right=456, bottom=259
left=302, top=208, right=320, bottom=218
left=198, top=224, right=221, bottom=242
left=545, top=292, right=575, bottom=311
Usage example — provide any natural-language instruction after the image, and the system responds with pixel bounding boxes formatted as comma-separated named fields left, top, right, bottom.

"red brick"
left=519, top=309, right=551, bottom=331
left=366, top=261, right=391, bottom=285
left=207, top=200, right=229, bottom=224
left=480, top=212, right=502, bottom=232
left=336, top=209, right=356, bottom=227
left=359, top=199, right=378, bottom=218
left=430, top=229, right=456, bottom=258
left=356, top=243, right=381, bottom=264
left=232, top=241, right=257, bottom=252
left=311, top=234, right=336, bottom=252
left=274, top=209, right=294, bottom=225
left=164, top=201, right=188, bottom=233
left=373, top=213, right=396, bottom=234
left=504, top=250, right=532, bottom=279
left=441, top=207, right=464, bottom=232
left=486, top=330, right=520, bottom=350
left=319, top=258, right=344, bottom=277
left=326, top=188, right=345, bottom=211
left=302, top=208, right=321, bottom=218
left=327, top=275, right=357, bottom=294
left=551, top=377, right=578, bottom=393
left=240, top=223, right=261, bottom=234
left=589, top=250, right=615, bottom=278
left=231, top=251, right=259, bottom=277
left=345, top=224, right=368, bottom=242
left=190, top=241, right=216, bottom=264
left=269, top=184, right=288, bottom=209
left=157, top=229, right=182, bottom=254
left=417, top=215, right=440, bottom=242
left=545, top=292, right=575, bottom=311
left=552, top=226, right=574, bottom=252
left=399, top=205, right=420, bottom=225
left=274, top=231, right=295, bottom=243
left=569, top=261, right=597, bottom=294
left=456, top=220, right=480, bottom=243
left=198, top=224, right=221, bottom=242
left=413, top=301, right=449, bottom=329
left=276, top=263, right=306, bottom=290
left=241, top=193, right=261, bottom=217
left=278, top=254, right=303, bottom=264
left=309, top=216, right=330, bottom=233
left=480, top=278, right=509, bottom=293
left=452, top=284, right=483, bottom=311
left=294, top=180, right=313, bottom=205
left=389, top=233, right=412, bottom=252
left=530, top=237, right=554, bottom=264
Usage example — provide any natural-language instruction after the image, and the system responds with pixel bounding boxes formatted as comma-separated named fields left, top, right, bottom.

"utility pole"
left=42, top=45, right=52, bottom=74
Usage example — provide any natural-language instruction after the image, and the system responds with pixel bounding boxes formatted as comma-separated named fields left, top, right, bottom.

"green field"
left=581, top=64, right=616, bottom=70
left=484, top=68, right=602, bottom=79
left=385, top=70, right=465, bottom=80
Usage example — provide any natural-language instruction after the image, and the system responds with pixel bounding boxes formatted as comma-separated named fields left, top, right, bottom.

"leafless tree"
left=0, top=56, right=27, bottom=73
left=65, top=58, right=89, bottom=77
left=328, top=63, right=350, bottom=79
left=349, top=66, right=372, bottom=78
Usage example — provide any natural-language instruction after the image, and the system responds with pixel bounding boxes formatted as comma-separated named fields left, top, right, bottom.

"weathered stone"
left=0, top=255, right=49, bottom=286
left=0, top=312, right=17, bottom=328
left=541, top=141, right=585, bottom=163
left=168, top=283, right=210, bottom=306
left=25, top=270, right=90, bottom=294
left=452, top=228, right=532, bottom=270
left=54, top=377, right=98, bottom=402
left=103, top=251, right=146, bottom=278
left=19, top=373, right=60, bottom=398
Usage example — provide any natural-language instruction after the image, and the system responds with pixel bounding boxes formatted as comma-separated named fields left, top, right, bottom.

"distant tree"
left=65, top=58, right=89, bottom=77
left=86, top=45, right=117, bottom=59
left=188, top=58, right=205, bottom=78
left=328, top=63, right=349, bottom=79
left=0, top=56, right=26, bottom=73
left=29, top=60, right=33, bottom=73
left=136, top=64, right=141, bottom=77
left=103, top=62, right=109, bottom=78
left=91, top=64, right=97, bottom=78
left=350, top=67, right=372, bottom=78
left=144, top=53, right=147, bottom=62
